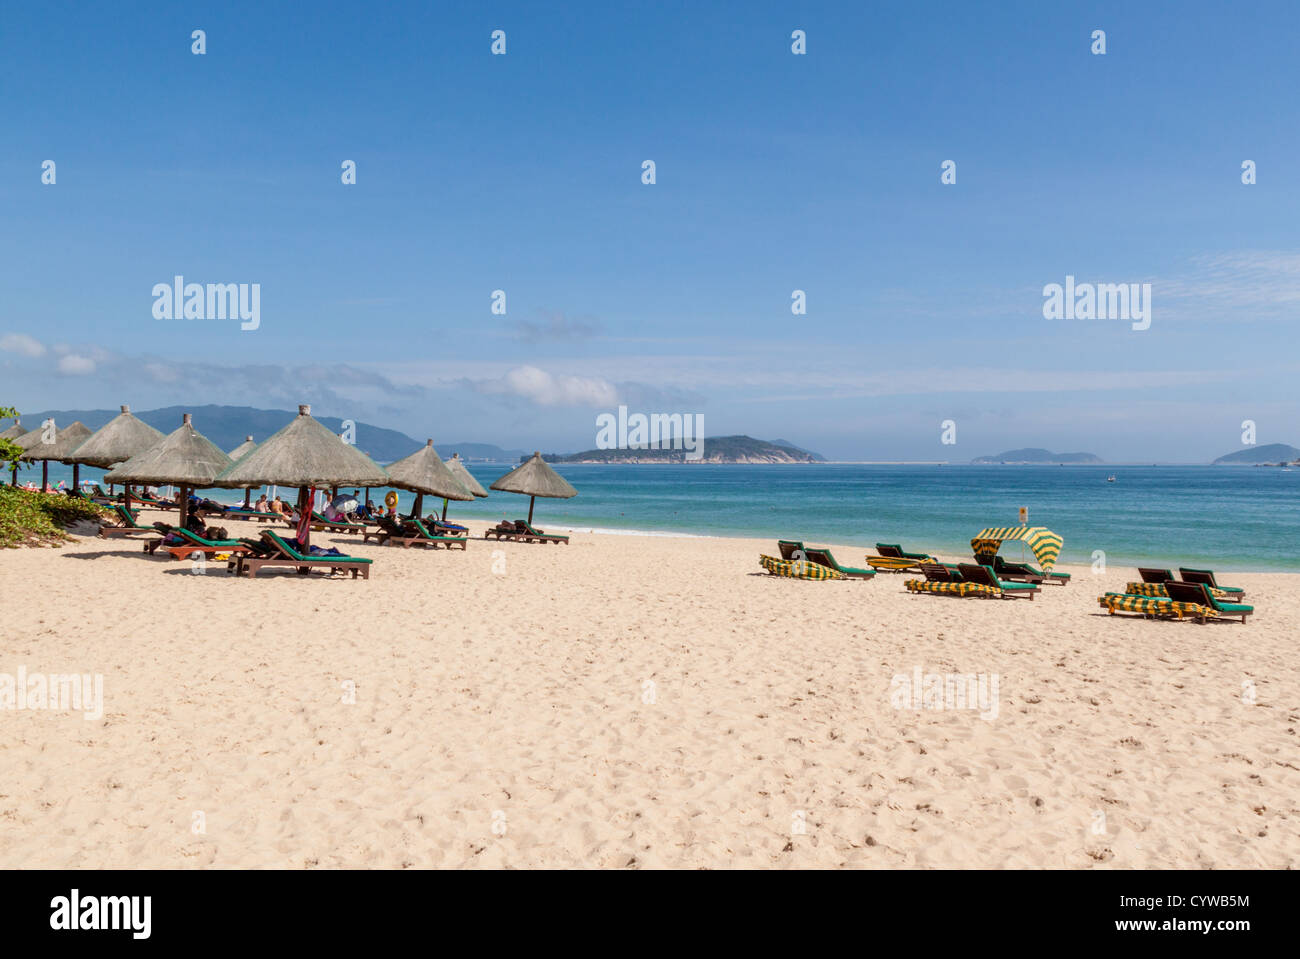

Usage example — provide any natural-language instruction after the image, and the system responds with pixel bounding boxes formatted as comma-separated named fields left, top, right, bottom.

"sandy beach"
left=1, top=512, right=1296, bottom=869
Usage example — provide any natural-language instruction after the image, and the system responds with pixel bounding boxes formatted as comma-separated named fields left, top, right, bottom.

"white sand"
left=1, top=513, right=1296, bottom=868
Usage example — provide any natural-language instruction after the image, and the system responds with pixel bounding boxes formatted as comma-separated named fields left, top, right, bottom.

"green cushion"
left=1211, top=600, right=1253, bottom=613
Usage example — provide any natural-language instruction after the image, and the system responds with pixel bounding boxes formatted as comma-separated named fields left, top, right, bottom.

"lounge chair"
left=777, top=539, right=805, bottom=561
left=868, top=543, right=935, bottom=573
left=145, top=527, right=253, bottom=561
left=132, top=494, right=176, bottom=510
left=230, top=530, right=373, bottom=579
left=222, top=507, right=280, bottom=522
left=518, top=520, right=568, bottom=544
left=905, top=562, right=998, bottom=597
left=1178, top=567, right=1245, bottom=600
left=97, top=504, right=156, bottom=538
left=759, top=554, right=845, bottom=580
left=380, top=519, right=468, bottom=550
left=1098, top=591, right=1217, bottom=623
left=1138, top=567, right=1176, bottom=584
left=992, top=555, right=1071, bottom=586
left=956, top=563, right=1040, bottom=600
left=309, top=511, right=367, bottom=533
left=802, top=547, right=875, bottom=580
left=1164, top=580, right=1252, bottom=624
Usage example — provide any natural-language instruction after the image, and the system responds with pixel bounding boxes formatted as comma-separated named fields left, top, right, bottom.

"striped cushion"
left=1098, top=593, right=1216, bottom=620
left=905, top=580, right=998, bottom=598
left=1124, top=581, right=1231, bottom=599
left=759, top=554, right=845, bottom=581
left=868, top=555, right=930, bottom=570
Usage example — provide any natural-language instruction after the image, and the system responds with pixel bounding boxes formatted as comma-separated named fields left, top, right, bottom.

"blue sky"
left=2, top=1, right=1298, bottom=461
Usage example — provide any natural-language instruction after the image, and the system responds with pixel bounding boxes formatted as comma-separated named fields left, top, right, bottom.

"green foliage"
left=0, top=486, right=108, bottom=548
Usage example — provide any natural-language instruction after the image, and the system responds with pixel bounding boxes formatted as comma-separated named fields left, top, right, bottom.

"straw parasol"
left=36, top=421, right=94, bottom=490
left=443, top=452, right=487, bottom=520
left=215, top=404, right=389, bottom=549
left=385, top=440, right=473, bottom=520
left=0, top=419, right=21, bottom=486
left=226, top=435, right=259, bottom=506
left=490, top=451, right=577, bottom=525
left=106, top=414, right=233, bottom=529
left=65, top=405, right=165, bottom=510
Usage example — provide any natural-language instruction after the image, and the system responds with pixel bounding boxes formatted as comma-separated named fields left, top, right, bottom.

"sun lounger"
left=904, top=562, right=998, bottom=597
left=97, top=504, right=156, bottom=538
left=230, top=530, right=373, bottom=578
left=485, top=520, right=569, bottom=544
left=802, top=547, right=875, bottom=580
left=145, top=527, right=253, bottom=561
left=1123, top=581, right=1236, bottom=601
left=1164, top=580, right=1252, bottom=623
left=776, top=539, right=805, bottom=561
left=1138, top=567, right=1175, bottom=584
left=868, top=543, right=935, bottom=573
left=1098, top=591, right=1217, bottom=623
left=759, top=554, right=845, bottom=580
left=956, top=563, right=1040, bottom=600
left=381, top=519, right=468, bottom=550
left=992, top=555, right=1071, bottom=585
left=518, top=520, right=568, bottom=544
left=308, top=511, right=367, bottom=533
left=1177, top=567, right=1245, bottom=599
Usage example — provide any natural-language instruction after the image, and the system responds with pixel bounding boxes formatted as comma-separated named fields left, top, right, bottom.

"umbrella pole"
left=413, top=492, right=423, bottom=521
left=528, top=495, right=535, bottom=525
left=42, top=460, right=48, bottom=491
left=297, top=486, right=310, bottom=550
left=73, top=463, right=80, bottom=489
left=179, top=485, right=189, bottom=530
left=442, top=498, right=448, bottom=521
left=125, top=484, right=132, bottom=514
left=244, top=487, right=252, bottom=508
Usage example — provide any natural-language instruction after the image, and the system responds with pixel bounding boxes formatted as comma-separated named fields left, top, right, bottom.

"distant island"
left=545, top=436, right=825, bottom=464
left=971, top=448, right=1104, bottom=465
left=1212, top=443, right=1300, bottom=466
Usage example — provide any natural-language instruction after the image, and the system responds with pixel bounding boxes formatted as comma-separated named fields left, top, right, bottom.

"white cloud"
left=480, top=365, right=619, bottom=407
left=0, top=333, right=46, bottom=358
left=57, top=354, right=96, bottom=375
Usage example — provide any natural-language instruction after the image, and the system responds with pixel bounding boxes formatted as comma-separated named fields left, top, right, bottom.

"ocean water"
left=21, top=462, right=1300, bottom=572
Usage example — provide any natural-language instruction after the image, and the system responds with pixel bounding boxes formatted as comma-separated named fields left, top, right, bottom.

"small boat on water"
left=1106, top=475, right=1116, bottom=483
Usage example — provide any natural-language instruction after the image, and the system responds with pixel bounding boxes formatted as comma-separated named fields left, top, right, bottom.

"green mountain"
left=7, top=405, right=526, bottom=463
left=549, top=435, right=824, bottom=464
left=1212, top=443, right=1300, bottom=465
left=971, top=448, right=1104, bottom=465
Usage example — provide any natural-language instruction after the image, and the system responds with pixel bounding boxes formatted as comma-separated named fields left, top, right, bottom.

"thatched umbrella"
left=106, top=413, right=232, bottom=529
left=214, top=404, right=389, bottom=549
left=490, top=451, right=577, bottom=525
left=444, top=453, right=488, bottom=520
left=0, top=419, right=22, bottom=486
left=44, top=421, right=94, bottom=488
left=386, top=440, right=473, bottom=521
left=227, top=435, right=258, bottom=507
left=11, top=425, right=47, bottom=488
left=65, top=405, right=165, bottom=511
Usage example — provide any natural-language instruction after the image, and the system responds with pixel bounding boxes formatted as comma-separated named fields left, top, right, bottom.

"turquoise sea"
left=23, top=463, right=1300, bottom=572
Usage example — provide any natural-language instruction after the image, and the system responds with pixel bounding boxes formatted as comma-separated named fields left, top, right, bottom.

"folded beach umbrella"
left=226, top=435, right=259, bottom=506
left=215, top=404, right=389, bottom=549
left=490, top=451, right=577, bottom=526
left=385, top=439, right=473, bottom=520
left=64, top=405, right=165, bottom=510
left=970, top=526, right=1063, bottom=572
left=106, top=413, right=233, bottom=529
